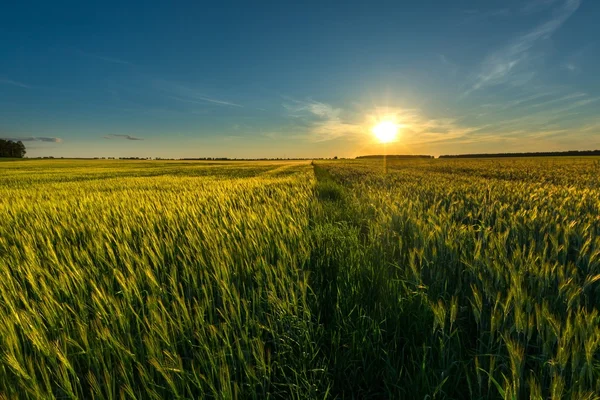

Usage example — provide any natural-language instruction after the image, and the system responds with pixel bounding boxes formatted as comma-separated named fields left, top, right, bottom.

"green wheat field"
left=1, top=157, right=599, bottom=399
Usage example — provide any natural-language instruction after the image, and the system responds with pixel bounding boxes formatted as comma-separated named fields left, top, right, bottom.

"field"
left=1, top=158, right=599, bottom=399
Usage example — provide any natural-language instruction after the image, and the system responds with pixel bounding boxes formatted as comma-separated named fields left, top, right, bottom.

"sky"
left=1, top=0, right=599, bottom=158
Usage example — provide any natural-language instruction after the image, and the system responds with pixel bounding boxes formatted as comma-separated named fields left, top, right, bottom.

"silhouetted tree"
left=0, top=139, right=26, bottom=158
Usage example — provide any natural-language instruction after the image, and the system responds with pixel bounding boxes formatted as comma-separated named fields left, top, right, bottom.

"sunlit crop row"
left=0, top=160, right=318, bottom=399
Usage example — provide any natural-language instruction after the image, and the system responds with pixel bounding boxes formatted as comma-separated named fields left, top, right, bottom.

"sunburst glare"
left=372, top=121, right=399, bottom=143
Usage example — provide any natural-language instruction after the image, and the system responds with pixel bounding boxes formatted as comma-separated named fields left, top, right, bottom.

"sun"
left=372, top=121, right=398, bottom=143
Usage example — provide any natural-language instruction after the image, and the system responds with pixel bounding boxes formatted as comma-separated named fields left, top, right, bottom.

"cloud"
left=439, top=54, right=460, bottom=77
left=169, top=95, right=243, bottom=108
left=547, top=97, right=599, bottom=113
left=1, top=136, right=62, bottom=142
left=154, top=80, right=243, bottom=108
left=467, top=0, right=581, bottom=94
left=561, top=44, right=593, bottom=73
left=478, top=89, right=562, bottom=111
left=78, top=50, right=131, bottom=65
left=202, top=97, right=242, bottom=107
left=261, top=131, right=306, bottom=141
left=222, top=135, right=245, bottom=141
left=529, top=92, right=587, bottom=108
left=580, top=121, right=600, bottom=133
left=0, top=79, right=31, bottom=89
left=373, top=108, right=487, bottom=146
left=520, top=0, right=562, bottom=15
left=282, top=99, right=488, bottom=145
left=103, top=134, right=144, bottom=140
left=564, top=63, right=578, bottom=72
left=284, top=99, right=341, bottom=120
left=278, top=93, right=600, bottom=154
left=283, top=98, right=362, bottom=142
left=466, top=93, right=599, bottom=139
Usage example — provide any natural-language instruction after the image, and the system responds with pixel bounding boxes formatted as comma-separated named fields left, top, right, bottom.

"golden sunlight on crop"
left=372, top=121, right=398, bottom=143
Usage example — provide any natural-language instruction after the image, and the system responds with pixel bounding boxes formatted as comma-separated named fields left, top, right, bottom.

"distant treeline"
left=29, top=157, right=343, bottom=161
left=439, top=150, right=600, bottom=159
left=357, top=154, right=434, bottom=159
left=180, top=157, right=339, bottom=161
left=0, top=139, right=26, bottom=158
left=181, top=157, right=230, bottom=161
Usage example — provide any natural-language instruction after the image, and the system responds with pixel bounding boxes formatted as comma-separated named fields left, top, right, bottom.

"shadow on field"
left=307, top=165, right=457, bottom=399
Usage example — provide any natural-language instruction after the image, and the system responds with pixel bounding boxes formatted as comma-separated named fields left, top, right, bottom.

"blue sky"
left=1, top=0, right=598, bottom=158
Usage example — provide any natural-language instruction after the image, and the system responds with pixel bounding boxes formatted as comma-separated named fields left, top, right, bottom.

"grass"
left=0, top=157, right=599, bottom=399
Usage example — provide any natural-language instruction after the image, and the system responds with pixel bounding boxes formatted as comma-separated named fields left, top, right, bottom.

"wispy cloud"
left=520, top=0, right=562, bottom=15
left=282, top=99, right=487, bottom=145
left=279, top=94, right=600, bottom=154
left=1, top=136, right=62, bottom=142
left=370, top=108, right=488, bottom=146
left=201, top=97, right=242, bottom=107
left=467, top=95, right=598, bottom=138
left=0, top=78, right=31, bottom=89
left=478, top=89, right=562, bottom=111
left=529, top=92, right=587, bottom=108
left=467, top=0, right=581, bottom=94
left=564, top=63, right=578, bottom=72
left=547, top=97, right=599, bottom=113
left=103, top=134, right=144, bottom=140
left=222, top=135, right=245, bottom=142
left=439, top=54, right=459, bottom=77
left=78, top=50, right=131, bottom=65
left=154, top=80, right=243, bottom=108
left=169, top=94, right=242, bottom=108
left=284, top=99, right=341, bottom=120
left=561, top=43, right=593, bottom=73
left=580, top=121, right=600, bottom=133
left=283, top=98, right=363, bottom=142
left=261, top=131, right=306, bottom=141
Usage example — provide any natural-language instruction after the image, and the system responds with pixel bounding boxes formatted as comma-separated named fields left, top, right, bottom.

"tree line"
left=0, top=139, right=26, bottom=158
left=439, top=150, right=600, bottom=158
left=356, top=154, right=434, bottom=159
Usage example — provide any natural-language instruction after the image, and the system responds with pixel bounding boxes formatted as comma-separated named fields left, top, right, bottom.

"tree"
left=14, top=141, right=26, bottom=158
left=0, top=139, right=26, bottom=158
